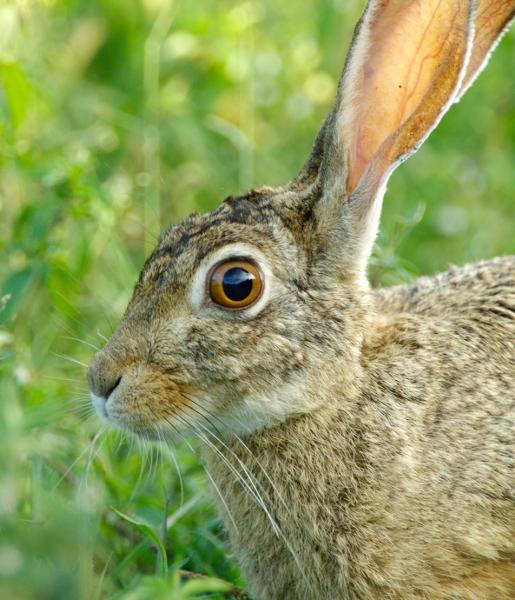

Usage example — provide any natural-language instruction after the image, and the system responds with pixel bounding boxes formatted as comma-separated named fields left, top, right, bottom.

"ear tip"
left=456, top=5, right=515, bottom=102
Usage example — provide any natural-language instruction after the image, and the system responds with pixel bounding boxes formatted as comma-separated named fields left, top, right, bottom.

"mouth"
left=89, top=390, right=144, bottom=432
left=90, top=393, right=162, bottom=440
left=89, top=384, right=196, bottom=443
left=90, top=392, right=109, bottom=423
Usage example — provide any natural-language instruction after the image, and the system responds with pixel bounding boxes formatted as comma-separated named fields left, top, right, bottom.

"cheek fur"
left=177, top=310, right=308, bottom=396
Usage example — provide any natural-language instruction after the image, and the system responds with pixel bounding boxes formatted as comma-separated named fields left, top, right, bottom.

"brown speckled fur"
left=205, top=256, right=515, bottom=599
left=88, top=1, right=515, bottom=598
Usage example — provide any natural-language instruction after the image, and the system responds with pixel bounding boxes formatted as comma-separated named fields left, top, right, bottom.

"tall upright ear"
left=310, top=0, right=476, bottom=271
left=455, top=0, right=515, bottom=101
left=308, top=0, right=514, bottom=274
left=332, top=0, right=474, bottom=198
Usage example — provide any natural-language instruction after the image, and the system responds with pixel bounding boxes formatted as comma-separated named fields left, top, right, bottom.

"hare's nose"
left=87, top=353, right=122, bottom=400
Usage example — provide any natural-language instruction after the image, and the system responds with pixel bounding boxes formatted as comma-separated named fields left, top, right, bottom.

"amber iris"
left=209, top=260, right=262, bottom=309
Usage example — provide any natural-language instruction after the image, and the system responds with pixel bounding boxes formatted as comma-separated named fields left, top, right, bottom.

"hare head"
left=88, top=0, right=514, bottom=439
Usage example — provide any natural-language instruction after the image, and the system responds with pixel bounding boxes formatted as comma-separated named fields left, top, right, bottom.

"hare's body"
left=88, top=2, right=515, bottom=598
left=207, top=256, right=515, bottom=600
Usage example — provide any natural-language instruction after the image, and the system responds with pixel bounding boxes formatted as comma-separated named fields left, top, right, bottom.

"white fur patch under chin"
left=217, top=379, right=313, bottom=437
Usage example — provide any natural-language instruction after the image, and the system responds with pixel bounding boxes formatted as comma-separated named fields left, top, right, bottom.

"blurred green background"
left=0, top=0, right=513, bottom=598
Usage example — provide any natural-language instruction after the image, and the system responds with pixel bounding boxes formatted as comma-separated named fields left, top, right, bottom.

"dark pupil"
left=222, top=267, right=254, bottom=301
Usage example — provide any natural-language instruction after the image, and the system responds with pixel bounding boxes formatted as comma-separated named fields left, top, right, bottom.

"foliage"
left=0, top=1, right=513, bottom=598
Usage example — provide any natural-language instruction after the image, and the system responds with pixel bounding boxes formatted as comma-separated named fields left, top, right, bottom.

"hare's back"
left=372, top=253, right=514, bottom=432
left=372, top=255, right=514, bottom=407
left=367, top=257, right=515, bottom=579
left=371, top=255, right=514, bottom=485
left=377, top=255, right=515, bottom=328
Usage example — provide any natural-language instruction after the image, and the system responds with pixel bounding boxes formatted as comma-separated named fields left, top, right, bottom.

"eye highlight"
left=209, top=260, right=263, bottom=309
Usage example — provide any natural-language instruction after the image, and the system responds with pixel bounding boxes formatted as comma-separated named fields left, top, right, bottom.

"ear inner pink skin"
left=344, top=0, right=471, bottom=195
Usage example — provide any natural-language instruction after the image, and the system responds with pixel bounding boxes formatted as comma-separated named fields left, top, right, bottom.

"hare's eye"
left=209, top=260, right=263, bottom=309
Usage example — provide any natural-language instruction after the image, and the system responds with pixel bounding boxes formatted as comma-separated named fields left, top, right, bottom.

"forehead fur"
left=137, top=189, right=312, bottom=292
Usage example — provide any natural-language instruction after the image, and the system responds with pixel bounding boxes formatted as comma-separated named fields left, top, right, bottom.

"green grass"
left=0, top=1, right=513, bottom=598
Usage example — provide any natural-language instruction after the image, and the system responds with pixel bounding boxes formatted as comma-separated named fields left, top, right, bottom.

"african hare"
left=88, top=1, right=515, bottom=598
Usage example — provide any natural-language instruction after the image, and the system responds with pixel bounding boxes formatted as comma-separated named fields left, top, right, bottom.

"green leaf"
left=180, top=576, right=233, bottom=596
left=0, top=268, right=32, bottom=325
left=111, top=507, right=168, bottom=578
left=0, top=62, right=32, bottom=128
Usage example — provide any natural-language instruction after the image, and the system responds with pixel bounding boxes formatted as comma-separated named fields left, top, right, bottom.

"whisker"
left=179, top=397, right=293, bottom=519
left=53, top=353, right=88, bottom=369
left=186, top=390, right=293, bottom=520
left=155, top=424, right=185, bottom=507
left=96, top=329, right=109, bottom=343
left=60, top=395, right=91, bottom=405
left=203, top=467, right=239, bottom=534
left=230, top=431, right=294, bottom=520
left=128, top=438, right=146, bottom=503
left=61, top=335, right=100, bottom=352
left=194, top=421, right=281, bottom=535
left=172, top=401, right=275, bottom=512
left=80, top=428, right=106, bottom=491
left=53, top=428, right=104, bottom=492
left=67, top=404, right=95, bottom=417
left=44, top=375, right=83, bottom=383
left=113, top=429, right=125, bottom=456
left=174, top=407, right=310, bottom=591
left=53, top=278, right=115, bottom=336
left=176, top=414, right=269, bottom=523
left=68, top=397, right=93, bottom=405
left=160, top=415, right=239, bottom=534
left=51, top=306, right=95, bottom=340
left=181, top=393, right=228, bottom=435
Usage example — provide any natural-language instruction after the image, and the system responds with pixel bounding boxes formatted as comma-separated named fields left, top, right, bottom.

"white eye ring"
left=189, top=243, right=275, bottom=318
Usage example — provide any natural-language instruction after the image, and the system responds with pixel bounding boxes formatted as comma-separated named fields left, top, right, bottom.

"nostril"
left=88, top=353, right=123, bottom=400
left=92, top=374, right=121, bottom=402
left=107, top=376, right=122, bottom=398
